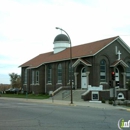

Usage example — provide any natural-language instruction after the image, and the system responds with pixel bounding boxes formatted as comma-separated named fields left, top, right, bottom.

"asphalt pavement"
left=0, top=97, right=130, bottom=112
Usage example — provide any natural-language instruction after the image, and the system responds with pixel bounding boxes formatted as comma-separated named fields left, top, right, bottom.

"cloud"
left=0, top=0, right=130, bottom=84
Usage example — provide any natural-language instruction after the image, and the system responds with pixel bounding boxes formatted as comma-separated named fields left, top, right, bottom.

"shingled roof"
left=19, top=36, right=119, bottom=68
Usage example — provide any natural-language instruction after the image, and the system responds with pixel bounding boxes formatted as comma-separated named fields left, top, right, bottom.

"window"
left=36, top=71, right=39, bottom=84
left=68, top=63, right=71, bottom=81
left=24, top=69, right=27, bottom=84
left=32, top=71, right=35, bottom=84
left=100, top=60, right=106, bottom=82
left=126, top=62, right=130, bottom=81
left=47, top=65, right=52, bottom=83
left=82, top=67, right=87, bottom=73
left=92, top=92, right=99, bottom=100
left=57, top=64, right=62, bottom=83
left=117, top=93, right=124, bottom=100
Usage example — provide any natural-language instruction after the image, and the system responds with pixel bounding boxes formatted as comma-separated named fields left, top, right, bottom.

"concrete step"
left=64, top=90, right=86, bottom=102
left=52, top=90, right=70, bottom=100
left=52, top=89, right=87, bottom=102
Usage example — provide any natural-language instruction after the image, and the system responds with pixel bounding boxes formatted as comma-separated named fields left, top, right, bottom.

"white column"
left=74, top=72, right=78, bottom=89
left=86, top=71, right=90, bottom=89
left=122, top=72, right=126, bottom=89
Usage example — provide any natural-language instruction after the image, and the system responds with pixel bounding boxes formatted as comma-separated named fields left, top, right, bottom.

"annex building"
left=19, top=34, right=130, bottom=101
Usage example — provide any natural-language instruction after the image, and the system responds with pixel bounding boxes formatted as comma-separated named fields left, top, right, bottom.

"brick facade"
left=20, top=36, right=130, bottom=100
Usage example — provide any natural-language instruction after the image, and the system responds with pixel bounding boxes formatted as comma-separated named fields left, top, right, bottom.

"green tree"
left=9, top=73, right=21, bottom=88
left=16, top=75, right=21, bottom=88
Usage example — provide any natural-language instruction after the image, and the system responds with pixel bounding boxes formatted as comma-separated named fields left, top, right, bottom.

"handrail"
left=81, top=90, right=90, bottom=96
left=62, top=90, right=71, bottom=100
left=52, top=87, right=62, bottom=96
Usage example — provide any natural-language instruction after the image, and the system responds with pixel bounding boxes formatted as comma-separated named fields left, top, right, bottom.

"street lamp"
left=55, top=27, right=73, bottom=104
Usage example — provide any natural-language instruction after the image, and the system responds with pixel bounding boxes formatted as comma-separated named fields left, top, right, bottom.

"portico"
left=72, top=59, right=91, bottom=89
left=111, top=60, right=129, bottom=88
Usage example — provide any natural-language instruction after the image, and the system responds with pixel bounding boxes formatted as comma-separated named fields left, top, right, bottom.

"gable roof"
left=110, top=60, right=129, bottom=68
left=72, top=58, right=92, bottom=67
left=19, top=36, right=122, bottom=68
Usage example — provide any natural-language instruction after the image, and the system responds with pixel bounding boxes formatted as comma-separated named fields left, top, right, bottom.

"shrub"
left=109, top=97, right=114, bottom=101
left=101, top=99, right=106, bottom=103
left=109, top=100, right=113, bottom=105
left=118, top=102, right=121, bottom=105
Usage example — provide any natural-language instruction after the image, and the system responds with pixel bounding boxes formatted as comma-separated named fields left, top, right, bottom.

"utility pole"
left=111, top=72, right=116, bottom=106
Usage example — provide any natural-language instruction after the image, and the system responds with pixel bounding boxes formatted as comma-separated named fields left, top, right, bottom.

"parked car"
left=5, top=88, right=21, bottom=94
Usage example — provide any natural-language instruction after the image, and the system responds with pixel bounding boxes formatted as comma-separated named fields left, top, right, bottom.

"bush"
left=109, top=97, right=114, bottom=101
left=109, top=100, right=113, bottom=105
left=101, top=99, right=106, bottom=103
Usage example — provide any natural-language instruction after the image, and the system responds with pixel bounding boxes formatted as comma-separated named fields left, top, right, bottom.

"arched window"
left=68, top=63, right=71, bottom=81
left=32, top=70, right=35, bottom=84
left=47, top=65, right=52, bottom=83
left=68, top=63, right=74, bottom=82
left=57, top=63, right=62, bottom=83
left=82, top=67, right=87, bottom=73
left=24, top=69, right=27, bottom=84
left=126, top=62, right=130, bottom=81
left=100, top=60, right=106, bottom=82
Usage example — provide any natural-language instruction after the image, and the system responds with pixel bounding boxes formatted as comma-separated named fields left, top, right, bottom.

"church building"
left=19, top=34, right=130, bottom=101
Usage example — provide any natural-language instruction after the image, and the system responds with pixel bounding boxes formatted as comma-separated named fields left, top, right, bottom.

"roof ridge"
left=72, top=36, right=119, bottom=48
left=38, top=36, right=119, bottom=55
left=20, top=36, right=120, bottom=68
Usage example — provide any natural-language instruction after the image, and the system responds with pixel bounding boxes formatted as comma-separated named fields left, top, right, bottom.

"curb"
left=1, top=97, right=129, bottom=110
left=126, top=109, right=130, bottom=112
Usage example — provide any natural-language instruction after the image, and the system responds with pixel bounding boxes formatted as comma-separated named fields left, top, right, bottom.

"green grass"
left=1, top=93, right=50, bottom=99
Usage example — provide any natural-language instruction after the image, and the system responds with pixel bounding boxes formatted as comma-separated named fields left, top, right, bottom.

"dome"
left=54, top=34, right=69, bottom=42
left=53, top=34, right=70, bottom=54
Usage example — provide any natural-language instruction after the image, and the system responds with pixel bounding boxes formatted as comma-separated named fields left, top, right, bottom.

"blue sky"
left=0, top=0, right=130, bottom=84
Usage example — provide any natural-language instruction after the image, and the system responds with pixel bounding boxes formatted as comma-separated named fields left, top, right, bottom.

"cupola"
left=53, top=34, right=70, bottom=54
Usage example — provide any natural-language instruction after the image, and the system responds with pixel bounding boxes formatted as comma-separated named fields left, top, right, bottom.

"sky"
left=0, top=0, right=130, bottom=84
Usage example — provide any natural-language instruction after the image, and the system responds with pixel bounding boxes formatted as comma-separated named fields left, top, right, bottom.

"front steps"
left=52, top=89, right=86, bottom=102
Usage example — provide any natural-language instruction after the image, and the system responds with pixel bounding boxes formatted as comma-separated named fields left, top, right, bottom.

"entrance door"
left=81, top=67, right=87, bottom=89
left=115, top=68, right=119, bottom=87
left=82, top=76, right=87, bottom=88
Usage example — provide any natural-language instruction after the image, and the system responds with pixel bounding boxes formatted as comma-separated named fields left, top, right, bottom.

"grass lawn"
left=0, top=93, right=50, bottom=99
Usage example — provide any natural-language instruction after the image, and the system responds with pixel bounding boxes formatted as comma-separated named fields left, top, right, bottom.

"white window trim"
left=47, top=83, right=52, bottom=85
left=36, top=71, right=39, bottom=84
left=30, top=83, right=40, bottom=85
left=100, top=82, right=107, bottom=84
left=56, top=83, right=62, bottom=85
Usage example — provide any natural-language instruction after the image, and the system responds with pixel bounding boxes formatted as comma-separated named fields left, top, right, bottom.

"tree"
left=16, top=75, right=21, bottom=88
left=9, top=73, right=21, bottom=88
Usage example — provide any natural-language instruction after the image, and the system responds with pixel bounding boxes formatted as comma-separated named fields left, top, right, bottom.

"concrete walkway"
left=0, top=97, right=130, bottom=111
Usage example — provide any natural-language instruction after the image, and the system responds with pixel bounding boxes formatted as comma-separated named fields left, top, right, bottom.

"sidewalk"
left=0, top=97, right=130, bottom=111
